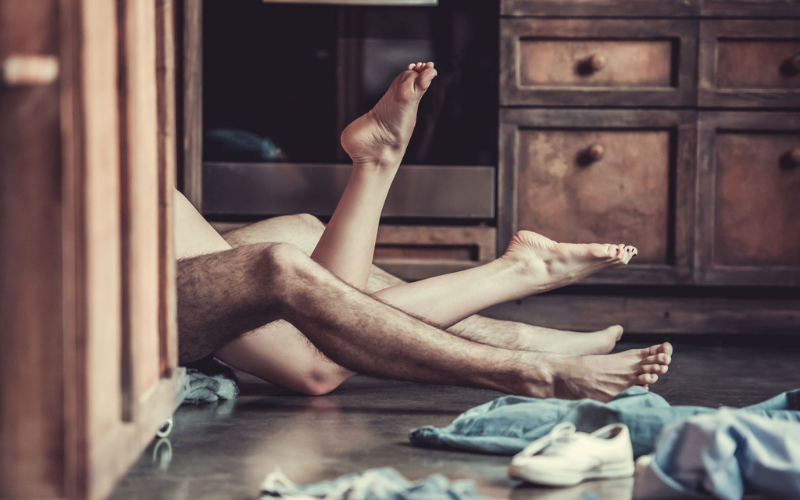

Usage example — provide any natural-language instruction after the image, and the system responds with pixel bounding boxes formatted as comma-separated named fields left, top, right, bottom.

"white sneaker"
left=508, top=422, right=635, bottom=487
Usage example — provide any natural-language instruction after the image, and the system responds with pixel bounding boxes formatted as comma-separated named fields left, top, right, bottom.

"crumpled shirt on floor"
left=633, top=410, right=800, bottom=500
left=181, top=368, right=239, bottom=404
left=409, top=387, right=800, bottom=458
left=260, top=467, right=497, bottom=500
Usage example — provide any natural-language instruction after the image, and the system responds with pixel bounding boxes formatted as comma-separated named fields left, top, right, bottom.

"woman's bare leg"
left=176, top=193, right=670, bottom=398
left=311, top=62, right=438, bottom=288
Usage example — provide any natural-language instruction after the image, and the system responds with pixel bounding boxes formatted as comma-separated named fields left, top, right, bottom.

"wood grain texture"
left=374, top=225, right=496, bottom=265
left=499, top=108, right=697, bottom=285
left=500, top=19, right=698, bottom=107
left=210, top=222, right=497, bottom=281
left=699, top=20, right=800, bottom=108
left=62, top=1, right=182, bottom=498
left=696, top=112, right=800, bottom=287
left=516, top=129, right=671, bottom=264
left=718, top=41, right=800, bottom=90
left=715, top=133, right=800, bottom=267
left=501, top=0, right=699, bottom=18
left=0, top=1, right=65, bottom=497
left=156, top=0, right=179, bottom=378
left=181, top=0, right=202, bottom=209
left=484, top=293, right=800, bottom=335
left=701, top=0, right=800, bottom=18
left=519, top=40, right=673, bottom=88
left=119, top=0, right=162, bottom=422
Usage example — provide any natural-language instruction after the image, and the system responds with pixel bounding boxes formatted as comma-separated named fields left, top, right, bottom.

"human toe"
left=416, top=66, right=438, bottom=91
left=643, top=353, right=672, bottom=366
left=637, top=373, right=658, bottom=385
left=641, top=363, right=669, bottom=375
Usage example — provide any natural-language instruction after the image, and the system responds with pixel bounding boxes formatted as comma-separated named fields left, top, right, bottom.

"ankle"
left=507, top=352, right=560, bottom=398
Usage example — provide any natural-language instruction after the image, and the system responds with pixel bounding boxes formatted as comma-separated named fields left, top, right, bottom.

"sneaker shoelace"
left=516, top=422, right=579, bottom=459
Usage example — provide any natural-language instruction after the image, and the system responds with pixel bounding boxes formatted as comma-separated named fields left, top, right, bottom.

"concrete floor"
left=110, top=343, right=800, bottom=500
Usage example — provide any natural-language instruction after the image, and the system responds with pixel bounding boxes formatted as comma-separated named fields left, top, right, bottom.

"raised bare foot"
left=503, top=230, right=638, bottom=293
left=551, top=343, right=673, bottom=402
left=519, top=324, right=624, bottom=356
left=340, top=62, right=437, bottom=167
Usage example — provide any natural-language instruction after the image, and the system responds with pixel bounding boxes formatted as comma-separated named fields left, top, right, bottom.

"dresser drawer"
left=499, top=109, right=696, bottom=285
left=501, top=0, right=698, bottom=17
left=696, top=112, right=800, bottom=286
left=699, top=21, right=800, bottom=108
left=701, top=0, right=800, bottom=18
left=374, top=226, right=497, bottom=281
left=500, top=19, right=697, bottom=107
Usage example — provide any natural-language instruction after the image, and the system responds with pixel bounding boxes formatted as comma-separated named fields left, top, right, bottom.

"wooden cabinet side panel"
left=80, top=0, right=125, bottom=450
left=119, top=0, right=162, bottom=420
left=0, top=1, right=66, bottom=497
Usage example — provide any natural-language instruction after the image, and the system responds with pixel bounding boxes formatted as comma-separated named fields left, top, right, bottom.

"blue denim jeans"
left=634, top=410, right=800, bottom=500
left=409, top=387, right=800, bottom=458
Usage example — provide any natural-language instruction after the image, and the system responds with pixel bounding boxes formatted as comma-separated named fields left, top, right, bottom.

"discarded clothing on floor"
left=181, top=369, right=238, bottom=403
left=180, top=356, right=239, bottom=404
left=409, top=387, right=800, bottom=458
left=261, top=467, right=497, bottom=500
left=633, top=410, right=800, bottom=500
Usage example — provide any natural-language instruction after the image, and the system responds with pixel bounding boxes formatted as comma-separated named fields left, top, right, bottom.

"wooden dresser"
left=183, top=0, right=800, bottom=335
left=489, top=0, right=800, bottom=334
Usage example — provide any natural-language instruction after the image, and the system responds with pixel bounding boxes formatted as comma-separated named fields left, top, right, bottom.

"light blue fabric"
left=260, top=467, right=497, bottom=500
left=409, top=387, right=800, bottom=458
left=633, top=410, right=800, bottom=500
left=181, top=369, right=239, bottom=404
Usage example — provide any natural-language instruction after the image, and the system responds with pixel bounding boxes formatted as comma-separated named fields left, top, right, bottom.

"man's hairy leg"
left=178, top=242, right=544, bottom=395
left=178, top=242, right=672, bottom=402
left=179, top=243, right=673, bottom=401
left=226, top=216, right=622, bottom=356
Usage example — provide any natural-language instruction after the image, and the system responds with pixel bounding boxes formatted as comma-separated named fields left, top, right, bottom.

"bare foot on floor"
left=340, top=62, right=437, bottom=167
left=520, top=325, right=624, bottom=356
left=551, top=343, right=673, bottom=402
left=503, top=230, right=638, bottom=294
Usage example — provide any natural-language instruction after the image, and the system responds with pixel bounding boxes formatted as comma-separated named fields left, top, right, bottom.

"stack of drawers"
left=493, top=0, right=800, bottom=333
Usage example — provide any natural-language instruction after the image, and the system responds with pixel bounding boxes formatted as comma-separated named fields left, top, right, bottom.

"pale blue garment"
left=260, top=467, right=500, bottom=500
left=633, top=410, right=800, bottom=500
left=181, top=368, right=239, bottom=404
left=409, top=387, right=800, bottom=458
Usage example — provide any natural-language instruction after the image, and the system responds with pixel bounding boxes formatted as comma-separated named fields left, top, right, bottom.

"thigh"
left=175, top=188, right=231, bottom=258
left=173, top=191, right=350, bottom=390
left=215, top=320, right=353, bottom=395
left=222, top=213, right=325, bottom=255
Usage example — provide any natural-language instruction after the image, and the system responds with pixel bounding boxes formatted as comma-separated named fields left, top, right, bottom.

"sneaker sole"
left=509, top=461, right=635, bottom=487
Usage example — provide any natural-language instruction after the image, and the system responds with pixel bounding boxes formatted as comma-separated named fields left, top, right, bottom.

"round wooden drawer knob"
left=789, top=148, right=800, bottom=167
left=588, top=144, right=605, bottom=162
left=791, top=54, right=800, bottom=73
left=587, top=54, right=607, bottom=72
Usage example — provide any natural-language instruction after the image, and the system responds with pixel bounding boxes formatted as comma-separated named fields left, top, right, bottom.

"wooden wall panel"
left=0, top=1, right=65, bottom=497
left=0, top=1, right=182, bottom=498
left=80, top=0, right=124, bottom=448
left=156, top=0, right=179, bottom=377
left=119, top=0, right=162, bottom=420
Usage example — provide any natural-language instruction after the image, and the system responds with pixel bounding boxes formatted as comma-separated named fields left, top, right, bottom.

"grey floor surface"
left=109, top=343, right=800, bottom=500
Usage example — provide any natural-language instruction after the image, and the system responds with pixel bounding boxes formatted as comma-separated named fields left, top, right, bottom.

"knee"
left=295, top=213, right=324, bottom=229
left=295, top=366, right=352, bottom=397
left=294, top=213, right=325, bottom=235
left=253, top=242, right=309, bottom=279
